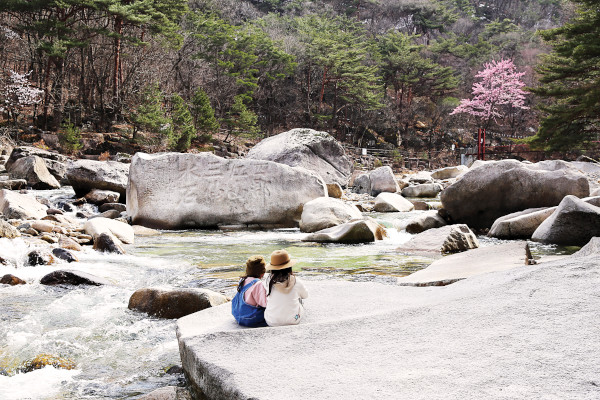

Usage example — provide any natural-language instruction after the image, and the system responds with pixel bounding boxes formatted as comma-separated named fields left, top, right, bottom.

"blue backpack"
left=231, top=279, right=266, bottom=327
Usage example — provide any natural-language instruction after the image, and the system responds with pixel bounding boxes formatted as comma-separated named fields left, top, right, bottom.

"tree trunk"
left=113, top=16, right=123, bottom=113
left=52, top=57, right=65, bottom=131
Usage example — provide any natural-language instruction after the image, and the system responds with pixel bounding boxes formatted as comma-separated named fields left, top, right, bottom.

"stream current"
left=0, top=187, right=567, bottom=399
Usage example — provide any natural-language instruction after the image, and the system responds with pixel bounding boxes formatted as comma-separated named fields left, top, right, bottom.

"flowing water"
left=1, top=188, right=440, bottom=399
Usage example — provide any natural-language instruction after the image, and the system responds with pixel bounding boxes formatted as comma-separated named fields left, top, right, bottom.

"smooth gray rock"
left=573, top=237, right=600, bottom=257
left=128, top=288, right=228, bottom=319
left=488, top=207, right=555, bottom=239
left=373, top=192, right=414, bottom=212
left=351, top=173, right=370, bottom=194
left=441, top=160, right=590, bottom=228
left=397, top=224, right=479, bottom=257
left=127, top=152, right=326, bottom=229
left=40, top=270, right=110, bottom=286
left=430, top=165, right=468, bottom=180
left=299, top=197, right=362, bottom=233
left=246, top=128, right=353, bottom=186
left=5, top=146, right=69, bottom=181
left=66, top=159, right=129, bottom=197
left=397, top=241, right=528, bottom=286
left=531, top=195, right=600, bottom=246
left=303, top=218, right=386, bottom=243
left=408, top=171, right=433, bottom=184
left=0, top=189, right=47, bottom=219
left=369, top=166, right=399, bottom=196
left=401, top=183, right=443, bottom=198
left=84, top=217, right=134, bottom=244
left=177, top=251, right=600, bottom=400
left=8, top=156, right=60, bottom=189
left=84, top=188, right=120, bottom=205
left=404, top=210, right=447, bottom=234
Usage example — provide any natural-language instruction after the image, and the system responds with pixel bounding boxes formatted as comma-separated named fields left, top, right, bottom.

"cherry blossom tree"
left=450, top=58, right=529, bottom=130
left=0, top=70, right=44, bottom=124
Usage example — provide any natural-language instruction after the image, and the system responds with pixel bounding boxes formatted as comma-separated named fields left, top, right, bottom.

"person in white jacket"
left=264, top=249, right=308, bottom=326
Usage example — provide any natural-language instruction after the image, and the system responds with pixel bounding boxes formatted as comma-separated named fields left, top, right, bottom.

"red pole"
left=482, top=128, right=486, bottom=160
left=477, top=128, right=482, bottom=160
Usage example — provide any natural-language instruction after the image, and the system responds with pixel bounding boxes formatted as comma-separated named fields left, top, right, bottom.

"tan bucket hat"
left=266, top=249, right=297, bottom=271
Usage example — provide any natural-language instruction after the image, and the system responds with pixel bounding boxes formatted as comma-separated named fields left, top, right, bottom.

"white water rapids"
left=0, top=187, right=434, bottom=399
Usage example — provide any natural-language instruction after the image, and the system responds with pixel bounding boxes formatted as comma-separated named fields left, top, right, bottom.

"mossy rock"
left=19, top=354, right=76, bottom=373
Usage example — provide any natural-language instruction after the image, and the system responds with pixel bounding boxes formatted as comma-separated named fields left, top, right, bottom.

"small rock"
left=40, top=234, right=58, bottom=244
left=138, top=386, right=192, bottom=400
left=98, top=203, right=127, bottom=213
left=40, top=270, right=110, bottom=286
left=404, top=210, right=447, bottom=234
left=0, top=219, right=21, bottom=238
left=373, top=192, right=414, bottom=212
left=326, top=183, right=343, bottom=199
left=410, top=200, right=429, bottom=211
left=18, top=354, right=76, bottom=373
left=401, top=183, right=443, bottom=198
left=1, top=274, right=26, bottom=285
left=133, top=225, right=161, bottom=236
left=59, top=236, right=83, bottom=251
left=27, top=250, right=54, bottom=266
left=95, top=209, right=121, bottom=219
left=128, top=288, right=229, bottom=319
left=52, top=248, right=78, bottom=263
left=85, top=188, right=120, bottom=205
left=31, top=220, right=55, bottom=233
left=46, top=208, right=64, bottom=215
left=303, top=217, right=387, bottom=243
left=93, top=233, right=125, bottom=254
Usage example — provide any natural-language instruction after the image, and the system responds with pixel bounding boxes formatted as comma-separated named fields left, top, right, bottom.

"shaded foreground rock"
left=531, top=195, right=600, bottom=246
left=177, top=251, right=600, bottom=400
left=303, top=218, right=386, bottom=243
left=397, top=224, right=479, bottom=257
left=397, top=241, right=529, bottom=286
left=245, top=128, right=353, bottom=186
left=299, top=197, right=362, bottom=233
left=66, top=159, right=129, bottom=197
left=441, top=160, right=589, bottom=228
left=127, top=152, right=326, bottom=229
left=40, top=270, right=110, bottom=286
left=128, top=288, right=228, bottom=319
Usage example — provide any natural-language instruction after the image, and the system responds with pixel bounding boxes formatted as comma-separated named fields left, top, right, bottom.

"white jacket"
left=264, top=275, right=308, bottom=327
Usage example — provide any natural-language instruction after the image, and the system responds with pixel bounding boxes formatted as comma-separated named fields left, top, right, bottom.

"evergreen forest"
left=0, top=0, right=598, bottom=158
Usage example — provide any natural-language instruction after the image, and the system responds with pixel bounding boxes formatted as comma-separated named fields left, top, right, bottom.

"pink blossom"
left=450, top=58, right=529, bottom=124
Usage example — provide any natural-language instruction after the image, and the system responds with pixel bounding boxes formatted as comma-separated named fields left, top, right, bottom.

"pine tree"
left=190, top=88, right=219, bottom=142
left=222, top=95, right=259, bottom=142
left=130, top=83, right=172, bottom=145
left=527, top=0, right=600, bottom=151
left=170, top=93, right=196, bottom=152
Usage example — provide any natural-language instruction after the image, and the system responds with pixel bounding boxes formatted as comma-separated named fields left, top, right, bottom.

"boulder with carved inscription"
left=127, top=152, right=327, bottom=229
left=245, top=128, right=352, bottom=186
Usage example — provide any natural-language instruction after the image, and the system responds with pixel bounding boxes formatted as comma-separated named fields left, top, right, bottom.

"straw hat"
left=266, top=249, right=297, bottom=271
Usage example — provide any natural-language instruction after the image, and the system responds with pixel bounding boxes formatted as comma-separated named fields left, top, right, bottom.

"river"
left=0, top=187, right=445, bottom=399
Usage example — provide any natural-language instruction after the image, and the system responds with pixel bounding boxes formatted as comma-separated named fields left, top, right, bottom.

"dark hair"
left=267, top=267, right=293, bottom=296
left=237, top=255, right=266, bottom=292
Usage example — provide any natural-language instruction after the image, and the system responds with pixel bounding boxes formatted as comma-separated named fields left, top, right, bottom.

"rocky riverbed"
left=2, top=128, right=600, bottom=399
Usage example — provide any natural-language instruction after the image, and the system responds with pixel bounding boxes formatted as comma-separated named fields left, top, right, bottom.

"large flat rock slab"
left=177, top=250, right=600, bottom=399
left=397, top=241, right=528, bottom=286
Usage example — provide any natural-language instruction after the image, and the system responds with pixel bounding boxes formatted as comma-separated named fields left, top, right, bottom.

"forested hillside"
left=2, top=0, right=596, bottom=157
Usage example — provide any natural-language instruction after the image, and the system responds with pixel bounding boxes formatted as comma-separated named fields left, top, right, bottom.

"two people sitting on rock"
left=231, top=249, right=308, bottom=327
